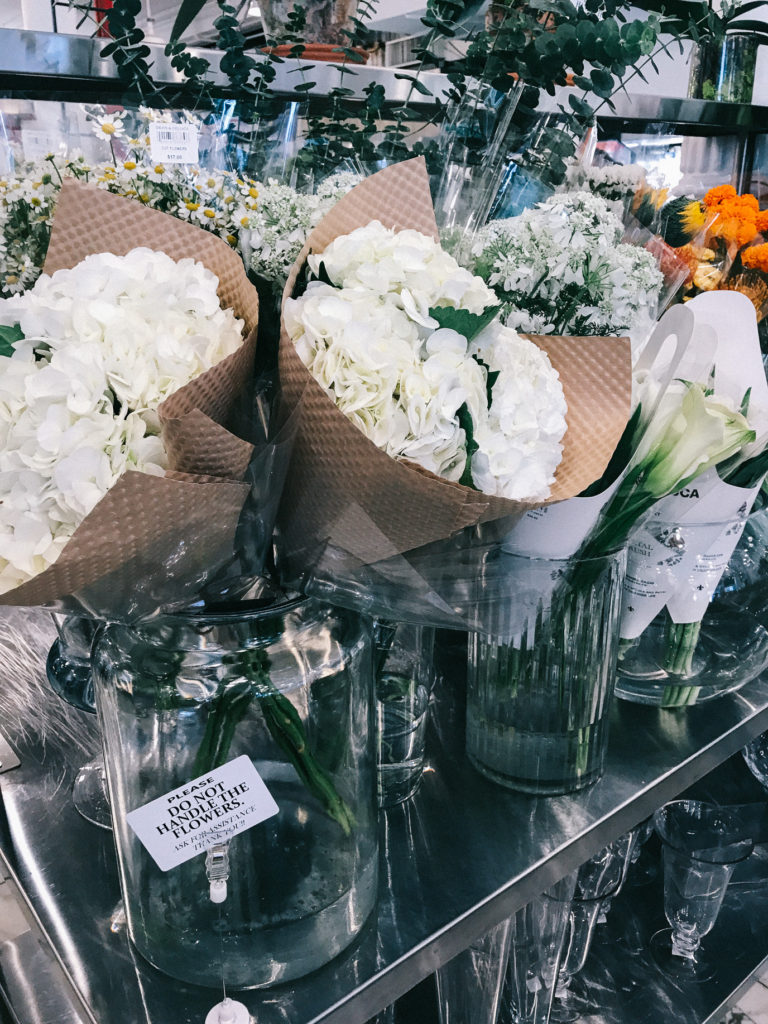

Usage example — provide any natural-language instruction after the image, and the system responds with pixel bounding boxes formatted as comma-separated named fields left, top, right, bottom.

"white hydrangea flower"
left=311, top=221, right=498, bottom=316
left=469, top=321, right=567, bottom=501
left=0, top=247, right=243, bottom=592
left=288, top=225, right=567, bottom=499
left=4, top=248, right=243, bottom=413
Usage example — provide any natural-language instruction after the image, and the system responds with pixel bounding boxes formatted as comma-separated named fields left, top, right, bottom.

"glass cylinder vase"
left=91, top=593, right=378, bottom=989
left=687, top=31, right=759, bottom=104
left=374, top=620, right=436, bottom=808
left=615, top=514, right=768, bottom=708
left=466, top=548, right=627, bottom=795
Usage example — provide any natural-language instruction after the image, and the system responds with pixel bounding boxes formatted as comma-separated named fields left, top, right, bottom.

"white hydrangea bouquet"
left=0, top=179, right=260, bottom=618
left=276, top=159, right=634, bottom=605
left=0, top=247, right=244, bottom=594
left=285, top=220, right=568, bottom=502
left=470, top=192, right=665, bottom=351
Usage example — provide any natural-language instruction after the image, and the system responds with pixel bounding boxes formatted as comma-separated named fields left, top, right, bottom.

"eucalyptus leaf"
left=0, top=323, right=23, bottom=358
left=427, top=304, right=500, bottom=341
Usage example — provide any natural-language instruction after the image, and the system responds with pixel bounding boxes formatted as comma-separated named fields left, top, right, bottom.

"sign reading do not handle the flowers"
left=126, top=756, right=279, bottom=871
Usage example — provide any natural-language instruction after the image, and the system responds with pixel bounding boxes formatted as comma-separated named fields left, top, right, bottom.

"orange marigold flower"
left=742, top=244, right=768, bottom=273
left=756, top=210, right=768, bottom=233
left=704, top=184, right=737, bottom=207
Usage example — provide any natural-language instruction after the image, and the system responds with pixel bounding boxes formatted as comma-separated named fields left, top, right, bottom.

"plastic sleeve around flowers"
left=277, top=517, right=572, bottom=636
left=2, top=376, right=302, bottom=623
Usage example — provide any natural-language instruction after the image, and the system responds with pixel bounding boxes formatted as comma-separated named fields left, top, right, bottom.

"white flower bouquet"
left=612, top=291, right=768, bottom=707
left=470, top=192, right=668, bottom=351
left=0, top=179, right=262, bottom=619
left=276, top=159, right=634, bottom=607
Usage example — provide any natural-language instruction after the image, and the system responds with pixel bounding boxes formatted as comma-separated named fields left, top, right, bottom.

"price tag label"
left=149, top=121, right=199, bottom=165
left=126, top=755, right=278, bottom=871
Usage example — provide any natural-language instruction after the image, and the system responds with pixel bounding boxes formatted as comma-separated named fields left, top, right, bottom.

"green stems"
left=660, top=617, right=703, bottom=708
left=255, top=680, right=356, bottom=837
left=193, top=647, right=355, bottom=836
left=663, top=619, right=702, bottom=676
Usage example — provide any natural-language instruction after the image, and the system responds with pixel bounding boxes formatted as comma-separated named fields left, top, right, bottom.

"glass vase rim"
left=653, top=799, right=754, bottom=864
left=130, top=594, right=310, bottom=633
left=496, top=545, right=626, bottom=567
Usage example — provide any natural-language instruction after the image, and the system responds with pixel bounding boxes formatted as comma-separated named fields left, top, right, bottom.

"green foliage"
left=103, top=0, right=671, bottom=194
left=634, top=0, right=768, bottom=44
left=427, top=304, right=501, bottom=340
left=100, top=0, right=164, bottom=105
left=0, top=324, right=23, bottom=357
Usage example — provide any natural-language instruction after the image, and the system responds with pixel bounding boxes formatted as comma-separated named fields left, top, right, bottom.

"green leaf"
left=568, top=94, right=595, bottom=118
left=741, top=386, right=752, bottom=417
left=0, top=323, right=23, bottom=357
left=314, top=261, right=335, bottom=287
left=427, top=304, right=500, bottom=341
left=393, top=72, right=434, bottom=96
left=458, top=403, right=478, bottom=488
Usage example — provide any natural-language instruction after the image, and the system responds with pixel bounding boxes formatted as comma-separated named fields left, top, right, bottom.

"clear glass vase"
left=91, top=592, right=378, bottom=989
left=651, top=800, right=753, bottom=982
left=374, top=621, right=436, bottom=808
left=466, top=548, right=627, bottom=795
left=615, top=514, right=768, bottom=708
left=436, top=919, right=512, bottom=1024
left=687, top=31, right=759, bottom=104
left=46, top=614, right=112, bottom=830
left=499, top=875, right=577, bottom=1024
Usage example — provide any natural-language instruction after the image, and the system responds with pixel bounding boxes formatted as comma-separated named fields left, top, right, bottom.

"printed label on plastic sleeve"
left=619, top=527, right=690, bottom=639
left=502, top=477, right=622, bottom=559
left=126, top=755, right=278, bottom=871
left=620, top=479, right=762, bottom=636
left=665, top=484, right=761, bottom=622
left=149, top=122, right=199, bottom=164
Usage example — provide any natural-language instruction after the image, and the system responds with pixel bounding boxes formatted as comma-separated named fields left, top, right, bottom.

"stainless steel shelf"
left=4, top=28, right=768, bottom=132
left=538, top=88, right=768, bottom=132
left=2, top=610, right=768, bottom=1024
left=553, top=752, right=768, bottom=1024
left=0, top=29, right=451, bottom=106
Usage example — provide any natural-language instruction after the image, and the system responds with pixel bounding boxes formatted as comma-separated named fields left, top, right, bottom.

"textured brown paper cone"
left=45, top=180, right=258, bottom=476
left=0, top=182, right=260, bottom=610
left=5, top=475, right=249, bottom=613
left=278, top=158, right=632, bottom=564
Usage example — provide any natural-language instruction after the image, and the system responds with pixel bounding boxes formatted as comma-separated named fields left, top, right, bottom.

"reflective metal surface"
left=6, top=28, right=768, bottom=129
left=0, top=847, right=96, bottom=1024
left=561, top=753, right=768, bottom=1024
left=540, top=88, right=768, bottom=132
left=2, top=611, right=768, bottom=1023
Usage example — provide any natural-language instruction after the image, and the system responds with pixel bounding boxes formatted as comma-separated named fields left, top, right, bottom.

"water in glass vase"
left=92, top=595, right=378, bottom=989
left=126, top=765, right=378, bottom=987
left=376, top=672, right=432, bottom=805
left=465, top=549, right=625, bottom=796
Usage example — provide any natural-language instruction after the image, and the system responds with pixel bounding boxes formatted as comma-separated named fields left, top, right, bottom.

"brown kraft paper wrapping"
left=278, top=158, right=633, bottom=565
left=0, top=181, right=259, bottom=610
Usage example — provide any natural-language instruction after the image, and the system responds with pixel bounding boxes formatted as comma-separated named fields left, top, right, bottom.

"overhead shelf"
left=0, top=28, right=452, bottom=107
left=2, top=611, right=768, bottom=1023
left=5, top=28, right=768, bottom=133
